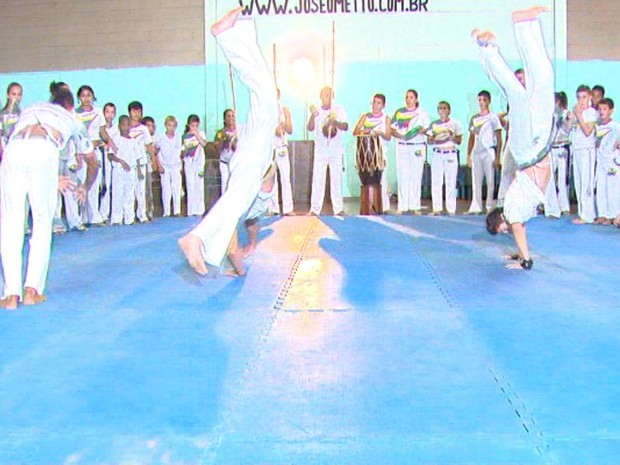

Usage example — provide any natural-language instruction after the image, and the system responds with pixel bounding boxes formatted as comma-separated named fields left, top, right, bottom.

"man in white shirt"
left=467, top=90, right=502, bottom=214
left=307, top=86, right=349, bottom=216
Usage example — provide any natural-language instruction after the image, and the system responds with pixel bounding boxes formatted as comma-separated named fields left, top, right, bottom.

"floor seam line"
left=411, top=239, right=556, bottom=465
left=201, top=218, right=318, bottom=465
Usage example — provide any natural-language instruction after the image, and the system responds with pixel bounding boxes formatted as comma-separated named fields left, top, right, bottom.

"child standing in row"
left=128, top=101, right=156, bottom=223
left=75, top=85, right=106, bottom=226
left=182, top=115, right=207, bottom=216
left=594, top=98, right=620, bottom=225
left=109, top=116, right=142, bottom=225
left=155, top=116, right=183, bottom=216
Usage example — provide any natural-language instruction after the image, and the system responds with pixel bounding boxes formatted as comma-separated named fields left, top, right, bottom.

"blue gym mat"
left=0, top=214, right=618, bottom=464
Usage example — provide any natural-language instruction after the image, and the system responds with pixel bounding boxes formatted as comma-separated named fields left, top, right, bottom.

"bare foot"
left=243, top=244, right=256, bottom=259
left=512, top=6, right=549, bottom=23
left=0, top=295, right=19, bottom=310
left=593, top=217, right=607, bottom=225
left=178, top=234, right=209, bottom=275
left=227, top=247, right=247, bottom=277
left=572, top=217, right=588, bottom=225
left=471, top=29, right=496, bottom=45
left=211, top=6, right=243, bottom=36
left=23, top=287, right=46, bottom=306
left=614, top=216, right=620, bottom=228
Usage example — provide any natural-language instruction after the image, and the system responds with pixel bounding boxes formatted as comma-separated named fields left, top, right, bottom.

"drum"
left=356, top=135, right=385, bottom=215
left=355, top=135, right=384, bottom=186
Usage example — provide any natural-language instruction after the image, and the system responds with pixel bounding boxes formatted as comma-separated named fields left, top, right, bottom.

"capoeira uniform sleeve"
left=477, top=18, right=554, bottom=169
left=187, top=18, right=278, bottom=267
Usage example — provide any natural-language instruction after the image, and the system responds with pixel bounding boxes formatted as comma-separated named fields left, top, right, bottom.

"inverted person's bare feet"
left=471, top=29, right=496, bottom=45
left=512, top=6, right=549, bottom=23
left=211, top=6, right=243, bottom=36
left=178, top=234, right=209, bottom=275
left=0, top=295, right=19, bottom=310
left=23, top=287, right=46, bottom=306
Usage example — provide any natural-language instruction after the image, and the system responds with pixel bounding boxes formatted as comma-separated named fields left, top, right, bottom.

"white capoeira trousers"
left=544, top=145, right=570, bottom=215
left=188, top=18, right=277, bottom=266
left=160, top=164, right=182, bottom=216
left=381, top=168, right=390, bottom=212
left=431, top=149, right=458, bottom=214
left=573, top=147, right=596, bottom=223
left=270, top=147, right=294, bottom=214
left=479, top=19, right=554, bottom=169
left=58, top=158, right=83, bottom=228
left=396, top=142, right=426, bottom=212
left=479, top=18, right=554, bottom=223
left=468, top=148, right=495, bottom=212
left=83, top=148, right=104, bottom=225
left=0, top=139, right=59, bottom=298
left=595, top=152, right=620, bottom=219
left=184, top=153, right=205, bottom=216
left=219, top=161, right=230, bottom=195
left=110, top=163, right=136, bottom=225
left=134, top=163, right=148, bottom=222
left=99, top=150, right=113, bottom=220
left=497, top=144, right=516, bottom=208
left=310, top=149, right=344, bottom=215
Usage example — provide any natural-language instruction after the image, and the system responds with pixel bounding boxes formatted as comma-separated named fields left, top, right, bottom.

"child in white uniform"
left=594, top=98, right=620, bottom=224
left=75, top=85, right=106, bottom=225
left=182, top=114, right=207, bottom=216
left=155, top=116, right=183, bottom=216
left=109, top=115, right=141, bottom=225
left=128, top=101, right=156, bottom=223
left=566, top=85, right=598, bottom=224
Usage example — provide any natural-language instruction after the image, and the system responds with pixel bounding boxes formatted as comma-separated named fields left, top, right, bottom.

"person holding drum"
left=353, top=93, right=392, bottom=213
left=427, top=101, right=463, bottom=215
left=307, top=87, right=349, bottom=216
left=391, top=89, right=431, bottom=215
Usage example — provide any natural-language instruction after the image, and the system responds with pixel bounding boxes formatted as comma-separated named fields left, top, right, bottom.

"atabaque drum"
left=356, top=135, right=385, bottom=215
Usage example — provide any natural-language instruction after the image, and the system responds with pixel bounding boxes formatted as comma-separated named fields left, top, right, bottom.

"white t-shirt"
left=595, top=120, right=620, bottom=155
left=111, top=134, right=141, bottom=167
left=553, top=109, right=570, bottom=145
left=129, top=124, right=153, bottom=165
left=570, top=107, right=597, bottom=150
left=313, top=103, right=348, bottom=153
left=75, top=106, right=105, bottom=142
left=428, top=119, right=463, bottom=151
left=391, top=106, right=430, bottom=144
left=469, top=112, right=501, bottom=153
left=155, top=132, right=182, bottom=166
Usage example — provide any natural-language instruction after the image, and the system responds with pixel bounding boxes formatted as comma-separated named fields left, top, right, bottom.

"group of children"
left=1, top=79, right=619, bottom=234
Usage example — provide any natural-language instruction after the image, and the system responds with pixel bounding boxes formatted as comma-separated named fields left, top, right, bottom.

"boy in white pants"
left=566, top=85, right=597, bottom=224
left=427, top=101, right=463, bottom=215
left=594, top=98, right=620, bottom=225
left=109, top=115, right=141, bottom=225
left=178, top=7, right=278, bottom=276
left=480, top=7, right=555, bottom=270
left=467, top=90, right=502, bottom=214
left=155, top=116, right=183, bottom=216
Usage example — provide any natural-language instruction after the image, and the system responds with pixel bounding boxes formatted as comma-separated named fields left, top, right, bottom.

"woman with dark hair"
left=214, top=108, right=237, bottom=194
left=0, top=83, right=98, bottom=309
left=0, top=82, right=23, bottom=157
left=75, top=85, right=106, bottom=225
